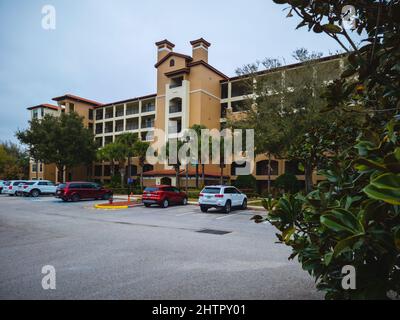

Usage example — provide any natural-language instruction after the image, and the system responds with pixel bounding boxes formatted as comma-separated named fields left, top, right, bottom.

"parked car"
left=198, top=185, right=247, bottom=213
left=18, top=180, right=57, bottom=197
left=0, top=180, right=7, bottom=194
left=2, top=180, right=27, bottom=196
left=142, top=185, right=188, bottom=208
left=56, top=182, right=113, bottom=202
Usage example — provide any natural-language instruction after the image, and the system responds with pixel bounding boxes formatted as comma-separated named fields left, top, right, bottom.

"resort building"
left=27, top=39, right=345, bottom=190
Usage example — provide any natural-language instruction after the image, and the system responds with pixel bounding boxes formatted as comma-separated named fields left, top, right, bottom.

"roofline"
left=165, top=67, right=190, bottom=78
left=52, top=94, right=103, bottom=106
left=190, top=38, right=211, bottom=47
left=187, top=60, right=228, bottom=80
left=27, top=104, right=60, bottom=111
left=155, top=39, right=175, bottom=48
left=220, top=53, right=347, bottom=83
left=154, top=52, right=193, bottom=68
left=100, top=93, right=157, bottom=108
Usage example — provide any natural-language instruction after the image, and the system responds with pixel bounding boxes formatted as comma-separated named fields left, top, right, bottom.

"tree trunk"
left=267, top=153, right=272, bottom=196
left=57, top=165, right=65, bottom=183
left=110, top=160, right=115, bottom=177
left=36, top=160, right=39, bottom=180
left=201, top=164, right=205, bottom=187
left=195, top=164, right=199, bottom=189
left=304, top=162, right=314, bottom=194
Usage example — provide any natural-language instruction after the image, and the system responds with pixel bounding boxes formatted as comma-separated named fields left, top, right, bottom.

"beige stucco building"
left=27, top=38, right=345, bottom=191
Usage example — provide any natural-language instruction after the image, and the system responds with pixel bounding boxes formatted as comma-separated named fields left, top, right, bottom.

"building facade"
left=27, top=39, right=345, bottom=190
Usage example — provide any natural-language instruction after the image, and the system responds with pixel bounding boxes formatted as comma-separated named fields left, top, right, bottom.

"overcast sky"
left=0, top=0, right=348, bottom=144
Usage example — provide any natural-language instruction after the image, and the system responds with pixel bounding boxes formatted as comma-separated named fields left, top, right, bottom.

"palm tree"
left=190, top=124, right=207, bottom=188
left=133, top=140, right=150, bottom=191
left=165, top=139, right=185, bottom=188
left=115, top=133, right=138, bottom=184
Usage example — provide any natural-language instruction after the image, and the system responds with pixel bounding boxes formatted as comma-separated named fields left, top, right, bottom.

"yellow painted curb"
left=94, top=204, right=129, bottom=210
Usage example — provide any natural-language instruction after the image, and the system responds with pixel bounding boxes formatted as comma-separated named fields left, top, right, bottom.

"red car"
left=56, top=182, right=113, bottom=202
left=142, top=185, right=188, bottom=208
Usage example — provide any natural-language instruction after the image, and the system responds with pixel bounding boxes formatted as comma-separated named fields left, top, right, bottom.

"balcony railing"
left=126, top=124, right=139, bottom=131
left=169, top=105, right=182, bottom=114
left=142, top=105, right=155, bottom=113
left=115, top=110, right=124, bottom=117
left=115, top=126, right=124, bottom=132
left=126, top=107, right=139, bottom=116
left=142, top=121, right=154, bottom=129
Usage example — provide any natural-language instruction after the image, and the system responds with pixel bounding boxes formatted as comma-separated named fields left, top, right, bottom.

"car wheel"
left=102, top=193, right=111, bottom=200
left=71, top=194, right=80, bottom=202
left=241, top=199, right=247, bottom=210
left=200, top=205, right=208, bottom=213
left=31, top=189, right=40, bottom=198
left=223, top=200, right=231, bottom=213
left=144, top=203, right=151, bottom=207
left=161, top=199, right=169, bottom=208
left=61, top=198, right=68, bottom=202
left=182, top=197, right=188, bottom=206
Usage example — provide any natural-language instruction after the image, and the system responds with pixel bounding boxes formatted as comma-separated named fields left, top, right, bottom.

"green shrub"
left=233, top=175, right=257, bottom=190
left=274, top=173, right=300, bottom=193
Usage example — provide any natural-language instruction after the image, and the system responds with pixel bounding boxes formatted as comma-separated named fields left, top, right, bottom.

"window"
left=169, top=98, right=182, bottom=113
left=231, top=80, right=252, bottom=97
left=96, top=109, right=104, bottom=120
left=142, top=100, right=155, bottom=113
left=95, top=123, right=103, bottom=134
left=38, top=182, right=47, bottom=186
left=104, top=165, right=111, bottom=176
left=221, top=83, right=228, bottom=99
left=143, top=164, right=154, bottom=172
left=32, top=163, right=37, bottom=172
left=95, top=137, right=103, bottom=147
left=202, top=187, right=221, bottom=194
left=231, top=100, right=249, bottom=112
left=94, top=165, right=102, bottom=176
left=126, top=102, right=139, bottom=115
left=221, top=103, right=228, bottom=118
left=256, top=160, right=279, bottom=176
left=39, top=163, right=43, bottom=172
left=170, top=59, right=175, bottom=67
left=40, top=108, right=44, bottom=117
left=32, top=109, right=38, bottom=119
left=89, top=109, right=94, bottom=120
left=88, top=123, right=94, bottom=132
left=69, top=103, right=75, bottom=112
left=170, top=76, right=183, bottom=89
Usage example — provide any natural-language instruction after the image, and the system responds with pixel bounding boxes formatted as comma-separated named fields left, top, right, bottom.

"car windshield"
left=58, top=184, right=67, bottom=189
left=144, top=187, right=159, bottom=192
left=202, top=187, right=221, bottom=194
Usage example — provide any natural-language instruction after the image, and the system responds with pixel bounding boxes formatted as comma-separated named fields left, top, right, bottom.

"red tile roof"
left=52, top=94, right=103, bottom=107
left=154, top=52, right=193, bottom=68
left=27, top=104, right=60, bottom=111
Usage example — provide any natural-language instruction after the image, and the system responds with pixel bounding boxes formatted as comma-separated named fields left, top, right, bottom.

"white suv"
left=19, top=180, right=57, bottom=197
left=198, top=185, right=247, bottom=213
left=2, top=180, right=27, bottom=196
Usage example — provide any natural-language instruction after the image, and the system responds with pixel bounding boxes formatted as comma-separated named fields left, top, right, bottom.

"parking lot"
left=0, top=194, right=322, bottom=299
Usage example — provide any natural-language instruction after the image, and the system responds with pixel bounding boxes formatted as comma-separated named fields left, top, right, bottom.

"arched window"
left=285, top=160, right=304, bottom=175
left=170, top=59, right=175, bottom=67
left=169, top=97, right=182, bottom=113
left=256, top=160, right=279, bottom=176
left=143, top=164, right=154, bottom=173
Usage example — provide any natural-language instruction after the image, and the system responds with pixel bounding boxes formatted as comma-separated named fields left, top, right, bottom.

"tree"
left=115, top=133, right=139, bottom=187
left=253, top=0, right=400, bottom=299
left=133, top=140, right=150, bottom=191
left=190, top=124, right=207, bottom=188
left=0, top=142, right=29, bottom=180
left=16, top=112, right=96, bottom=183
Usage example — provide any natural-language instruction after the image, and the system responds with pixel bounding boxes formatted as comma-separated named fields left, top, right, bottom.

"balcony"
left=169, top=76, right=183, bottom=89
left=126, top=118, right=139, bottom=131
left=142, top=120, right=154, bottom=129
left=95, top=124, right=103, bottom=135
left=126, top=102, right=139, bottom=115
left=105, top=107, right=114, bottom=119
left=168, top=117, right=182, bottom=134
left=115, top=120, right=124, bottom=132
left=104, top=122, right=113, bottom=133
left=115, top=105, right=124, bottom=117
left=142, top=101, right=155, bottom=113
left=221, top=103, right=228, bottom=118
left=95, top=109, right=104, bottom=120
left=169, top=98, right=182, bottom=114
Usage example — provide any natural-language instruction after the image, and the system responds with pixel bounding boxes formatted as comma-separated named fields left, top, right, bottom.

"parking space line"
left=215, top=212, right=242, bottom=219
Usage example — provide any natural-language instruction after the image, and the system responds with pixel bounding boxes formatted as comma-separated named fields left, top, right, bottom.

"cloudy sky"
left=0, top=0, right=349, bottom=144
